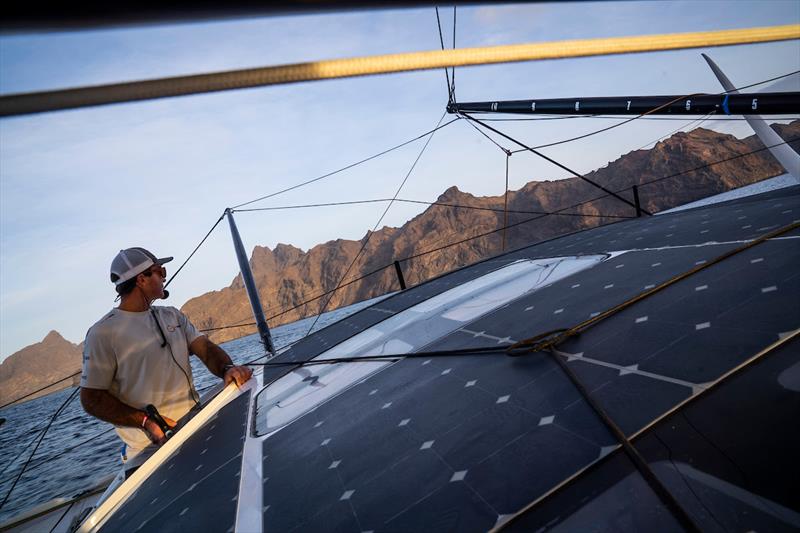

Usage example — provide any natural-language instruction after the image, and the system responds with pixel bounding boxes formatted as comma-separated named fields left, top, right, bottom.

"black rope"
left=451, top=5, right=457, bottom=101
left=231, top=118, right=460, bottom=210
left=304, top=111, right=449, bottom=337
left=164, top=212, right=226, bottom=290
left=242, top=343, right=514, bottom=368
left=461, top=112, right=651, bottom=214
left=502, top=153, right=510, bottom=251
left=463, top=116, right=512, bottom=154
left=248, top=220, right=798, bottom=368
left=0, top=387, right=80, bottom=511
left=0, top=371, right=80, bottom=411
left=435, top=7, right=454, bottom=104
left=632, top=111, right=715, bottom=152
left=729, top=69, right=800, bottom=92
left=545, top=348, right=701, bottom=532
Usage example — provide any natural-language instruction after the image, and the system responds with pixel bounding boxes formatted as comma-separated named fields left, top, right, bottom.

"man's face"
left=138, top=264, right=166, bottom=300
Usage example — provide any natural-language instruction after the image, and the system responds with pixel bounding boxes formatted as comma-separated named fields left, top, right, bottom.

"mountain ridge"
left=0, top=330, right=83, bottom=407
left=181, top=121, right=800, bottom=344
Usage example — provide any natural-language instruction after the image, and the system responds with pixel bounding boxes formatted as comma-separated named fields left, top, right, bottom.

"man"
left=80, top=247, right=252, bottom=461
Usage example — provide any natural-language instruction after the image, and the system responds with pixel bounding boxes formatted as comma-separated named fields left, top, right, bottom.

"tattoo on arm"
left=80, top=388, right=145, bottom=428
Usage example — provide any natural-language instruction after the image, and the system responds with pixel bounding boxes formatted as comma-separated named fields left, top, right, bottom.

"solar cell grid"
left=258, top=185, right=799, bottom=531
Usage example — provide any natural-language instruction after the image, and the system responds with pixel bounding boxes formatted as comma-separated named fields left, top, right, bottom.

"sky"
left=1, top=1, right=799, bottom=360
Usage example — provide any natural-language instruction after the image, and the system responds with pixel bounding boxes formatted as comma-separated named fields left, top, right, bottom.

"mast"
left=224, top=208, right=276, bottom=357
left=702, top=54, right=800, bottom=181
left=448, top=92, right=800, bottom=116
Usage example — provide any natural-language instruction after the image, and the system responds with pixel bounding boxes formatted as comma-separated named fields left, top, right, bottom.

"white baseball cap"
left=110, top=247, right=173, bottom=286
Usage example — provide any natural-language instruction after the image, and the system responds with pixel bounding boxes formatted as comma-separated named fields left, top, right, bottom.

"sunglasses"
left=141, top=265, right=167, bottom=278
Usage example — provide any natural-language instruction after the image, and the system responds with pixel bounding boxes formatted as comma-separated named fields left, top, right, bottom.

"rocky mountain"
left=0, top=331, right=83, bottom=407
left=181, top=121, right=800, bottom=343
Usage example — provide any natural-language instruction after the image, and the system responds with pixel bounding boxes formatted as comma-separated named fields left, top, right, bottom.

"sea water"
left=0, top=296, right=386, bottom=524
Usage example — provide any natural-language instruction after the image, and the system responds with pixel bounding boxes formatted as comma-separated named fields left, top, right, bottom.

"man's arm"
left=189, top=335, right=252, bottom=387
left=80, top=387, right=173, bottom=444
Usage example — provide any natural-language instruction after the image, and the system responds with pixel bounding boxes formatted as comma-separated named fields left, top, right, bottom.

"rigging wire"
left=0, top=371, right=81, bottom=411
left=303, top=111, right=449, bottom=337
left=231, top=118, right=460, bottom=210
left=502, top=153, right=510, bottom=251
left=727, top=68, right=800, bottom=92
left=461, top=111, right=651, bottom=214
left=435, top=7, right=454, bottom=103
left=164, top=212, right=226, bottom=290
left=206, top=71, right=797, bottom=307
left=451, top=5, right=457, bottom=101
left=463, top=116, right=512, bottom=153
left=232, top=197, right=633, bottom=218
left=632, top=111, right=716, bottom=152
left=163, top=120, right=460, bottom=307
left=0, top=388, right=80, bottom=511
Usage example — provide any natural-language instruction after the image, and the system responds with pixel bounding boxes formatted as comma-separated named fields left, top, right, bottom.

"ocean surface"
left=0, top=296, right=386, bottom=525
left=656, top=173, right=797, bottom=214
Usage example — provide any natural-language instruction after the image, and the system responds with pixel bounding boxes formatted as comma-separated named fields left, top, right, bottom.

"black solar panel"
left=88, top=185, right=800, bottom=532
left=258, top=185, right=800, bottom=531
left=98, top=391, right=251, bottom=533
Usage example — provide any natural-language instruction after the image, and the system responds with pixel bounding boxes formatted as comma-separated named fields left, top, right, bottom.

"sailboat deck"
left=91, top=184, right=799, bottom=532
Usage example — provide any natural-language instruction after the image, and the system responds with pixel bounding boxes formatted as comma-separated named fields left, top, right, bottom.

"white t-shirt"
left=81, top=306, right=203, bottom=452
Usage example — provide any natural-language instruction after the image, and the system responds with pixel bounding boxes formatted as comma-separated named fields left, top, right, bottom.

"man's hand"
left=224, top=365, right=253, bottom=387
left=190, top=336, right=252, bottom=386
left=143, top=415, right=177, bottom=445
